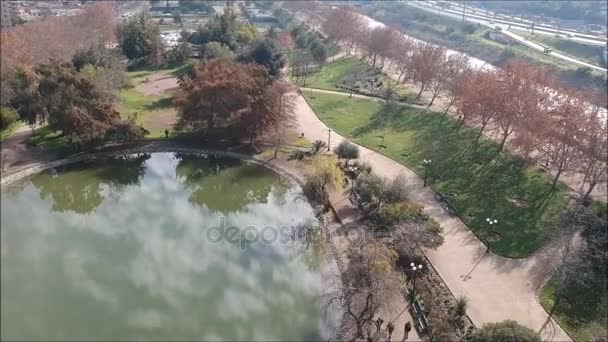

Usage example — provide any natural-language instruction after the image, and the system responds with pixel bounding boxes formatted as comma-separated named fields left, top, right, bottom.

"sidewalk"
left=293, top=93, right=571, bottom=341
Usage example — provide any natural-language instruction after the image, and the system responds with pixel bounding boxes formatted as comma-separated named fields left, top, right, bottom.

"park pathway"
left=293, top=91, right=571, bottom=341
left=0, top=124, right=52, bottom=174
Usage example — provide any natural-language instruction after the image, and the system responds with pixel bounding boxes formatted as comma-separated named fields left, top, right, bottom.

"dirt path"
left=0, top=125, right=53, bottom=175
left=293, top=92, right=571, bottom=341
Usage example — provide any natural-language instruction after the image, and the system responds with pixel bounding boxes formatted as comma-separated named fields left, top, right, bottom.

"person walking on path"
left=386, top=321, right=395, bottom=342
left=402, top=321, right=412, bottom=341
left=375, top=317, right=384, bottom=333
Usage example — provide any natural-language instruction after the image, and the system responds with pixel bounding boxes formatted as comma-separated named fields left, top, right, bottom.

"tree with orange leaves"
left=174, top=60, right=269, bottom=132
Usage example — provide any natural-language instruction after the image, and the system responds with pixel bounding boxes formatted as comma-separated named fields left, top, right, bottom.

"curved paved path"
left=293, top=92, right=571, bottom=341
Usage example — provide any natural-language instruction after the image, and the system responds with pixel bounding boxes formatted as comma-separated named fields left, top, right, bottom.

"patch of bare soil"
left=136, top=72, right=179, bottom=96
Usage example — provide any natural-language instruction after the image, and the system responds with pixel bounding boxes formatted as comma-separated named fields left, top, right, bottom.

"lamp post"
left=422, top=159, right=432, bottom=187
left=410, top=262, right=423, bottom=301
left=327, top=128, right=331, bottom=152
left=485, top=217, right=499, bottom=254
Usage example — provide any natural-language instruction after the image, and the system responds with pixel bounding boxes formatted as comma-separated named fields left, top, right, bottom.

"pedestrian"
left=164, top=129, right=169, bottom=138
left=386, top=321, right=394, bottom=341
left=402, top=321, right=412, bottom=341
left=375, top=317, right=384, bottom=333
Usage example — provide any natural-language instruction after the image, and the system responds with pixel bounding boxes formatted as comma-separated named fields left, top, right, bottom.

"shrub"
left=0, top=107, right=18, bottom=129
left=288, top=150, right=306, bottom=161
left=462, top=23, right=477, bottom=34
left=311, top=139, right=327, bottom=154
left=454, top=296, right=468, bottom=318
left=351, top=160, right=373, bottom=175
left=303, top=155, right=343, bottom=205
left=469, top=320, right=540, bottom=342
left=334, top=140, right=359, bottom=165
left=376, top=202, right=428, bottom=227
left=352, top=172, right=386, bottom=210
left=383, top=174, right=408, bottom=204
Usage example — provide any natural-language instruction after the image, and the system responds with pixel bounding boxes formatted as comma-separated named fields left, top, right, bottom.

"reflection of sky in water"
left=1, top=153, right=339, bottom=341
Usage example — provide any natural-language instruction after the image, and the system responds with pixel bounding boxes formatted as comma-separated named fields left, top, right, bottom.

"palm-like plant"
left=454, top=296, right=468, bottom=319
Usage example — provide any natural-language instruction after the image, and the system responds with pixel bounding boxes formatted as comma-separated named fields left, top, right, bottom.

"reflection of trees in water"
left=31, top=153, right=150, bottom=214
left=95, top=153, right=151, bottom=190
left=297, top=222, right=329, bottom=271
left=174, top=153, right=287, bottom=212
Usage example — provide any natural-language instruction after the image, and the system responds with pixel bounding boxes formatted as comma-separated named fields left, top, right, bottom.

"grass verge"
left=540, top=278, right=607, bottom=341
left=303, top=91, right=569, bottom=257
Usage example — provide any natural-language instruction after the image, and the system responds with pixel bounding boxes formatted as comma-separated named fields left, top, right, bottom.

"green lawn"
left=293, top=57, right=419, bottom=103
left=303, top=91, right=569, bottom=257
left=541, top=278, right=607, bottom=341
left=28, top=125, right=71, bottom=154
left=117, top=87, right=177, bottom=138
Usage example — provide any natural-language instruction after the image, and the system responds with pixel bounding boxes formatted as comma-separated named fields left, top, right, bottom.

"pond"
left=1, top=152, right=339, bottom=341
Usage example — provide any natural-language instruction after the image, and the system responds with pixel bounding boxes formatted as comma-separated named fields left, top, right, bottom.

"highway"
left=425, top=0, right=607, bottom=46
left=404, top=1, right=607, bottom=72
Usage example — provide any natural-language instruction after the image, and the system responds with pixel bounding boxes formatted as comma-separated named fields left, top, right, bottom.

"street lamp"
left=410, top=262, right=423, bottom=301
left=327, top=128, right=331, bottom=151
left=485, top=217, right=499, bottom=253
left=422, top=159, right=432, bottom=187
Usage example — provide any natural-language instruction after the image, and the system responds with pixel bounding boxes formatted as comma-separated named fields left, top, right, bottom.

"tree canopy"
left=469, top=320, right=541, bottom=342
left=238, top=38, right=285, bottom=77
left=10, top=60, right=144, bottom=145
left=117, top=12, right=159, bottom=61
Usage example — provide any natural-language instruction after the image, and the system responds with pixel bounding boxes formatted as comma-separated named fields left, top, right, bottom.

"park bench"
left=410, top=299, right=429, bottom=334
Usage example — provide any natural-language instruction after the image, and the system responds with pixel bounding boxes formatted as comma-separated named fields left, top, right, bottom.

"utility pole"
left=461, top=3, right=465, bottom=23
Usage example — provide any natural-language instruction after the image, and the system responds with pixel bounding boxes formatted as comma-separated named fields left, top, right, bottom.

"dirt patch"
left=135, top=72, right=179, bottom=96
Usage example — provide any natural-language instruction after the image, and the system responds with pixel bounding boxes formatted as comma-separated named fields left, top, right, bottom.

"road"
left=424, top=1, right=607, bottom=46
left=404, top=1, right=607, bottom=72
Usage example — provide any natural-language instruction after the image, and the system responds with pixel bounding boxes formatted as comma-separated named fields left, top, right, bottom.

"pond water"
left=1, top=153, right=338, bottom=341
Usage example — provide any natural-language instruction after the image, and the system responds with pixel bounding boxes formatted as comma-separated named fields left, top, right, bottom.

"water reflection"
left=1, top=153, right=339, bottom=341
left=175, top=153, right=287, bottom=212
left=29, top=153, right=151, bottom=214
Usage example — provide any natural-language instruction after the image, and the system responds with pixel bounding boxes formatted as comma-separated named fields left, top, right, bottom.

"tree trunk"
left=444, top=98, right=455, bottom=115
left=583, top=181, right=597, bottom=201
left=498, top=131, right=509, bottom=153
left=397, top=69, right=405, bottom=83
left=428, top=89, right=439, bottom=107
left=475, top=121, right=488, bottom=143
left=551, top=168, right=563, bottom=190
left=415, top=84, right=425, bottom=100
left=274, top=137, right=280, bottom=159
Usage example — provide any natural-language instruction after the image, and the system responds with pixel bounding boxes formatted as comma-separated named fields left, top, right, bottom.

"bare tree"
left=409, top=43, right=446, bottom=101
left=323, top=238, right=402, bottom=342
left=427, top=53, right=468, bottom=107
left=538, top=89, right=586, bottom=190
left=576, top=92, right=608, bottom=200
